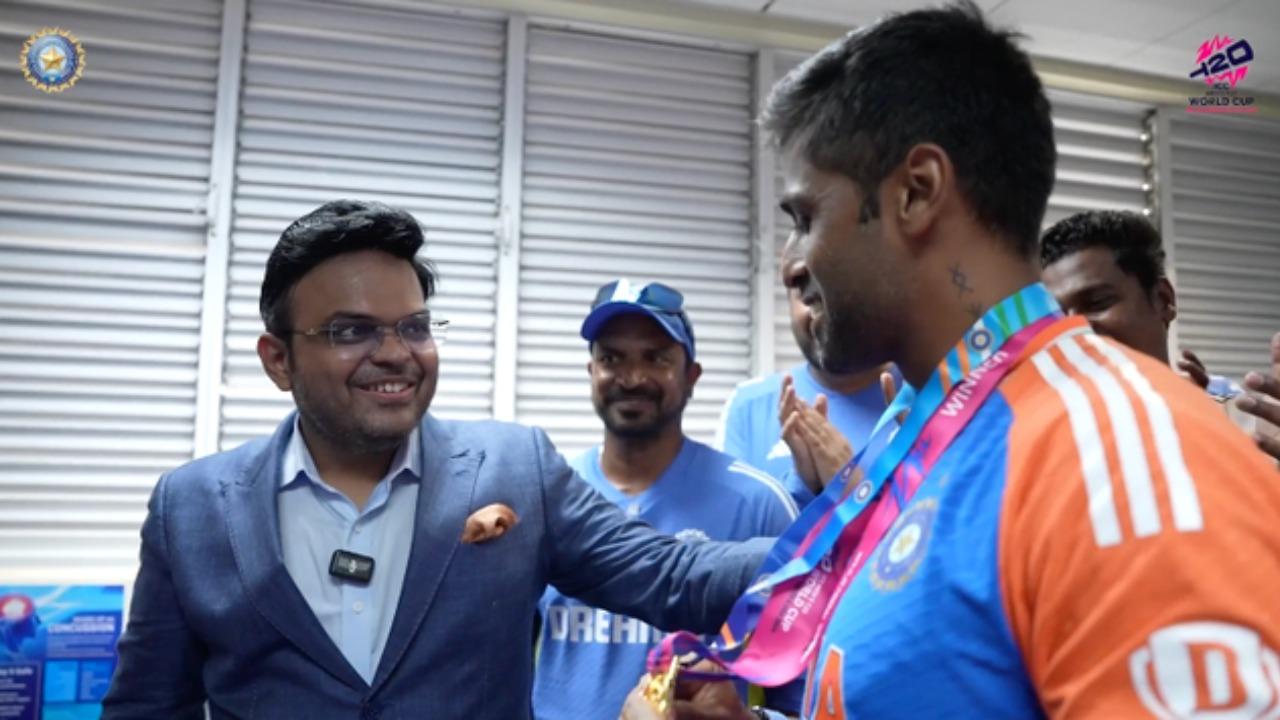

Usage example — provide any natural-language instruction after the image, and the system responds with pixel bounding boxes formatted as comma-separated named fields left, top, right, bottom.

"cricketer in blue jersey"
left=533, top=279, right=803, bottom=720
left=620, top=5, right=1280, bottom=720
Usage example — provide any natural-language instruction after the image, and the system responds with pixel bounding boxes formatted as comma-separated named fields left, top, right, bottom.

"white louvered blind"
left=516, top=28, right=754, bottom=456
left=0, top=0, right=222, bottom=581
left=765, top=81, right=1155, bottom=373
left=1045, top=90, right=1153, bottom=227
left=1162, top=111, right=1280, bottom=380
left=769, top=52, right=806, bottom=375
left=219, top=0, right=504, bottom=448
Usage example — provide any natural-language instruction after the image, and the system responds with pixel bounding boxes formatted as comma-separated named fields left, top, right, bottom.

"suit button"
left=360, top=705, right=381, bottom=720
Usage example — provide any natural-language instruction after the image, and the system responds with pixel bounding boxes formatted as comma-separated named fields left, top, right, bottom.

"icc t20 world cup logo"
left=1186, top=36, right=1257, bottom=114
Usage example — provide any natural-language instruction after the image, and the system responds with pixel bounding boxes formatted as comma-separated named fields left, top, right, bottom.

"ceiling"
left=680, top=0, right=1280, bottom=94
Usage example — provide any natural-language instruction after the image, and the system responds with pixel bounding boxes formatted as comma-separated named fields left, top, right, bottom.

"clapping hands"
left=778, top=375, right=854, bottom=494
left=1236, top=331, right=1280, bottom=462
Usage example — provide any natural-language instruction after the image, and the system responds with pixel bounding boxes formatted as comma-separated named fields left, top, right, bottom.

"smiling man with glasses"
left=103, top=200, right=771, bottom=720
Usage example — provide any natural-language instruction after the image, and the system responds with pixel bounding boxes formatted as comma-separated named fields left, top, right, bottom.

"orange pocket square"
left=461, top=503, right=518, bottom=544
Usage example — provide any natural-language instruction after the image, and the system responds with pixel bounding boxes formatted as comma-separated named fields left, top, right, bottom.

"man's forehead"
left=779, top=148, right=858, bottom=209
left=779, top=144, right=817, bottom=196
left=1042, top=246, right=1124, bottom=293
left=289, top=250, right=426, bottom=320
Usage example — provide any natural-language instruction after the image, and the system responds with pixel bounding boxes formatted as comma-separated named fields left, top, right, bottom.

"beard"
left=300, top=407, right=407, bottom=454
left=596, top=388, right=686, bottom=439
left=793, top=325, right=822, bottom=370
left=809, top=287, right=891, bottom=376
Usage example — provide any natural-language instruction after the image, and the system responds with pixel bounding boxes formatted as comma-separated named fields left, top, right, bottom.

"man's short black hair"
left=1040, top=210, right=1166, bottom=294
left=259, top=199, right=436, bottom=337
left=760, top=1, right=1056, bottom=257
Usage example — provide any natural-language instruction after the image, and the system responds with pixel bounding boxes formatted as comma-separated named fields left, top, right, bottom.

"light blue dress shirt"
left=278, top=420, right=421, bottom=684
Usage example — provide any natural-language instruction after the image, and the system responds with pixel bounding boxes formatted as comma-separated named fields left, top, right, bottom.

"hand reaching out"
left=619, top=677, right=673, bottom=720
left=1236, top=331, right=1280, bottom=462
left=618, top=662, right=756, bottom=720
left=1176, top=349, right=1211, bottom=389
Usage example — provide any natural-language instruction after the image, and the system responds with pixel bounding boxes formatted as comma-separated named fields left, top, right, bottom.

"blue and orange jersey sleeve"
left=998, top=329, right=1280, bottom=718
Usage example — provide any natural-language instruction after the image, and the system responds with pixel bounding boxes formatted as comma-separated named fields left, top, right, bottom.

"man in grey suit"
left=102, top=199, right=767, bottom=720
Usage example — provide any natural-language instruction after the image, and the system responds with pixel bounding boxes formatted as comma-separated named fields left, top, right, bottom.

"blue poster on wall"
left=0, top=585, right=124, bottom=720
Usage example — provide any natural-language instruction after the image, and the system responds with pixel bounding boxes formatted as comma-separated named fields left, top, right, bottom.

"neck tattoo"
left=949, top=262, right=974, bottom=298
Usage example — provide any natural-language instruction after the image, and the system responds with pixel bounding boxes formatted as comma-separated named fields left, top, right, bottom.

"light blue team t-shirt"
left=532, top=439, right=802, bottom=720
left=715, top=363, right=892, bottom=508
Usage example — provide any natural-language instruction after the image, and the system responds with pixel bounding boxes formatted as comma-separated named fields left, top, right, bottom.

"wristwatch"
left=749, top=708, right=789, bottom=720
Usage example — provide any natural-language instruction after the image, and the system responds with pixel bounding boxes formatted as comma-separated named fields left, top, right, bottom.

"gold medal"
left=640, top=657, right=680, bottom=714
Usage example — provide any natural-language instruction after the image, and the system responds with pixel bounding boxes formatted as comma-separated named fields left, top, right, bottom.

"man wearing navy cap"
left=532, top=279, right=803, bottom=720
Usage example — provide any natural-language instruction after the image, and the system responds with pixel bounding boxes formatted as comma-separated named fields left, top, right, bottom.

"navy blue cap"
left=580, top=279, right=696, bottom=362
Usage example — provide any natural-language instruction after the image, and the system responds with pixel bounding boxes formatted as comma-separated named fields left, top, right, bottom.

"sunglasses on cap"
left=591, top=280, right=685, bottom=312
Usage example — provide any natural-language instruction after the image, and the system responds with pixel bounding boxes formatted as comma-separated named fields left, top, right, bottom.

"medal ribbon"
left=650, top=283, right=1069, bottom=685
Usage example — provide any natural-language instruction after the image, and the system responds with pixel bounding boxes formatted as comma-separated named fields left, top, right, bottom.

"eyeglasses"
left=591, top=280, right=685, bottom=312
left=291, top=313, right=449, bottom=359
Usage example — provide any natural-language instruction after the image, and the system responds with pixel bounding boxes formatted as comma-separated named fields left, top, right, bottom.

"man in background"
left=1040, top=210, right=1197, bottom=379
left=535, top=279, right=802, bottom=719
left=1041, top=209, right=1279, bottom=460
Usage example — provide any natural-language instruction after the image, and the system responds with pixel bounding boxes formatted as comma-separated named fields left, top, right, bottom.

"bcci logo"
left=20, top=27, right=85, bottom=93
left=1186, top=35, right=1256, bottom=114
left=967, top=327, right=993, bottom=354
left=870, top=498, right=938, bottom=593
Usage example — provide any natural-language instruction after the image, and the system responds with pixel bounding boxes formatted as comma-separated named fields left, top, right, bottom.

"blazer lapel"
left=221, top=414, right=366, bottom=690
left=371, top=414, right=481, bottom=691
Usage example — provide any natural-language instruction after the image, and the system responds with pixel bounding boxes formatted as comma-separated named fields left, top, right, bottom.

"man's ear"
left=685, top=360, right=703, bottom=389
left=257, top=333, right=292, bottom=391
left=891, top=143, right=952, bottom=247
left=1155, top=277, right=1177, bottom=327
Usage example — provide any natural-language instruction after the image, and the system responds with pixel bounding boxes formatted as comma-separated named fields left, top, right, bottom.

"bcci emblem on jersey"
left=871, top=498, right=938, bottom=592
left=20, top=27, right=85, bottom=93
